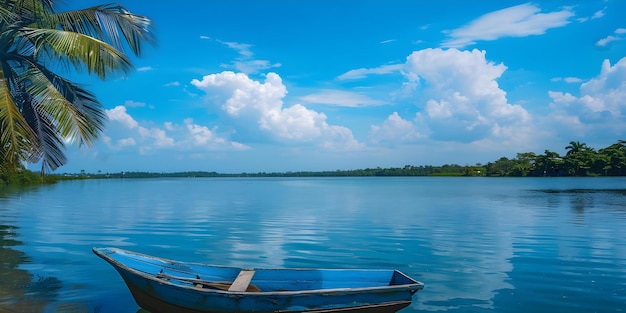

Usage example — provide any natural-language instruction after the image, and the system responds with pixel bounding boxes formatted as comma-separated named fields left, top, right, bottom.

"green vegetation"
left=485, top=140, right=626, bottom=177
left=1, top=164, right=43, bottom=185
left=50, top=140, right=626, bottom=180
left=4, top=140, right=626, bottom=185
left=0, top=1, right=154, bottom=180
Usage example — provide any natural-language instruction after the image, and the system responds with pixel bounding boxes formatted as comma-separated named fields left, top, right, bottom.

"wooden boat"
left=93, top=247, right=424, bottom=313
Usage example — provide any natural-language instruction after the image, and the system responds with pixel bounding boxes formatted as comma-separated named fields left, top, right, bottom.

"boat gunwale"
left=93, top=247, right=425, bottom=296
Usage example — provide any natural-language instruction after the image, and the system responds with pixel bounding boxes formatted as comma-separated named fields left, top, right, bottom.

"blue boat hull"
left=93, top=247, right=424, bottom=313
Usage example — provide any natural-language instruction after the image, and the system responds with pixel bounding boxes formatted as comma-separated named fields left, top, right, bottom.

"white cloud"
left=137, top=66, right=153, bottom=72
left=263, top=104, right=326, bottom=140
left=393, top=48, right=531, bottom=143
left=552, top=77, right=583, bottom=83
left=564, top=77, right=583, bottom=83
left=190, top=71, right=363, bottom=150
left=139, top=126, right=174, bottom=148
left=117, top=137, right=136, bottom=147
left=185, top=118, right=217, bottom=145
left=104, top=105, right=244, bottom=153
left=219, top=41, right=254, bottom=57
left=369, top=112, right=425, bottom=144
left=107, top=106, right=138, bottom=129
left=215, top=40, right=281, bottom=74
left=578, top=7, right=606, bottom=22
left=591, top=7, right=606, bottom=19
left=380, top=39, right=397, bottom=44
left=164, top=81, right=180, bottom=87
left=338, top=64, right=403, bottom=80
left=547, top=57, right=626, bottom=137
left=124, top=100, right=146, bottom=107
left=230, top=60, right=281, bottom=74
left=299, top=89, right=386, bottom=107
left=106, top=106, right=174, bottom=149
left=442, top=3, right=574, bottom=48
left=596, top=35, right=618, bottom=47
left=596, top=28, right=626, bottom=47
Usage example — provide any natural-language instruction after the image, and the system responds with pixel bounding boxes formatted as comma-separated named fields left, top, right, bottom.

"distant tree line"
left=63, top=140, right=626, bottom=179
left=2, top=140, right=626, bottom=185
left=483, top=140, right=626, bottom=177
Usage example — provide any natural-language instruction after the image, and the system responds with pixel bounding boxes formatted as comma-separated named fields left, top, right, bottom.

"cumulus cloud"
left=104, top=105, right=246, bottom=153
left=369, top=112, right=425, bottom=144
left=116, top=138, right=136, bottom=147
left=373, top=48, right=531, bottom=144
left=107, top=106, right=138, bottom=129
left=185, top=118, right=221, bottom=145
left=139, top=127, right=174, bottom=148
left=442, top=3, right=574, bottom=48
left=548, top=57, right=626, bottom=137
left=299, top=89, right=386, bottom=107
left=106, top=106, right=174, bottom=151
left=190, top=71, right=363, bottom=150
left=182, top=118, right=250, bottom=150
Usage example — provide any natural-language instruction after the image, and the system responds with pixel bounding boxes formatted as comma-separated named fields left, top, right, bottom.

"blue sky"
left=48, top=1, right=626, bottom=173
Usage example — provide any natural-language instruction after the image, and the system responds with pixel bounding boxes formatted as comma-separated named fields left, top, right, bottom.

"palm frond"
left=61, top=83, right=106, bottom=147
left=54, top=3, right=156, bottom=56
left=0, top=63, right=38, bottom=168
left=21, top=97, right=67, bottom=171
left=20, top=27, right=133, bottom=79
left=11, top=0, right=53, bottom=24
left=39, top=67, right=106, bottom=146
left=0, top=4, right=19, bottom=25
left=46, top=5, right=103, bottom=41
left=20, top=62, right=105, bottom=148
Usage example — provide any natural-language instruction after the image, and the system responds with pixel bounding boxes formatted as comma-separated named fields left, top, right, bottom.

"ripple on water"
left=2, top=177, right=626, bottom=313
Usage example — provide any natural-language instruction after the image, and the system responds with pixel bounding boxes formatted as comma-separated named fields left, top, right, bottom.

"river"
left=1, top=177, right=625, bottom=312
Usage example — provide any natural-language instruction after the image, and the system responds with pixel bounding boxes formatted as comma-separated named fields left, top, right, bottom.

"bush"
left=0, top=168, right=46, bottom=186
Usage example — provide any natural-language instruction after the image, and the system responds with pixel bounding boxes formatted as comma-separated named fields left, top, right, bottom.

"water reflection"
left=0, top=224, right=60, bottom=312
left=486, top=187, right=626, bottom=312
left=2, top=178, right=626, bottom=312
left=0, top=186, right=95, bottom=313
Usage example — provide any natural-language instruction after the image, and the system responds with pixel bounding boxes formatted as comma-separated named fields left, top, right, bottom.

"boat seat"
left=228, top=269, right=255, bottom=292
left=156, top=271, right=261, bottom=292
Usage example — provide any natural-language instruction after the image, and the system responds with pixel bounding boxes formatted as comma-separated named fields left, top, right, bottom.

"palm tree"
left=0, top=0, right=155, bottom=175
left=564, top=141, right=596, bottom=175
left=565, top=141, right=588, bottom=156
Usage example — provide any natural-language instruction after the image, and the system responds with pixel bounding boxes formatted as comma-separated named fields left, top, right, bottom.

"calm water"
left=1, top=177, right=625, bottom=313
